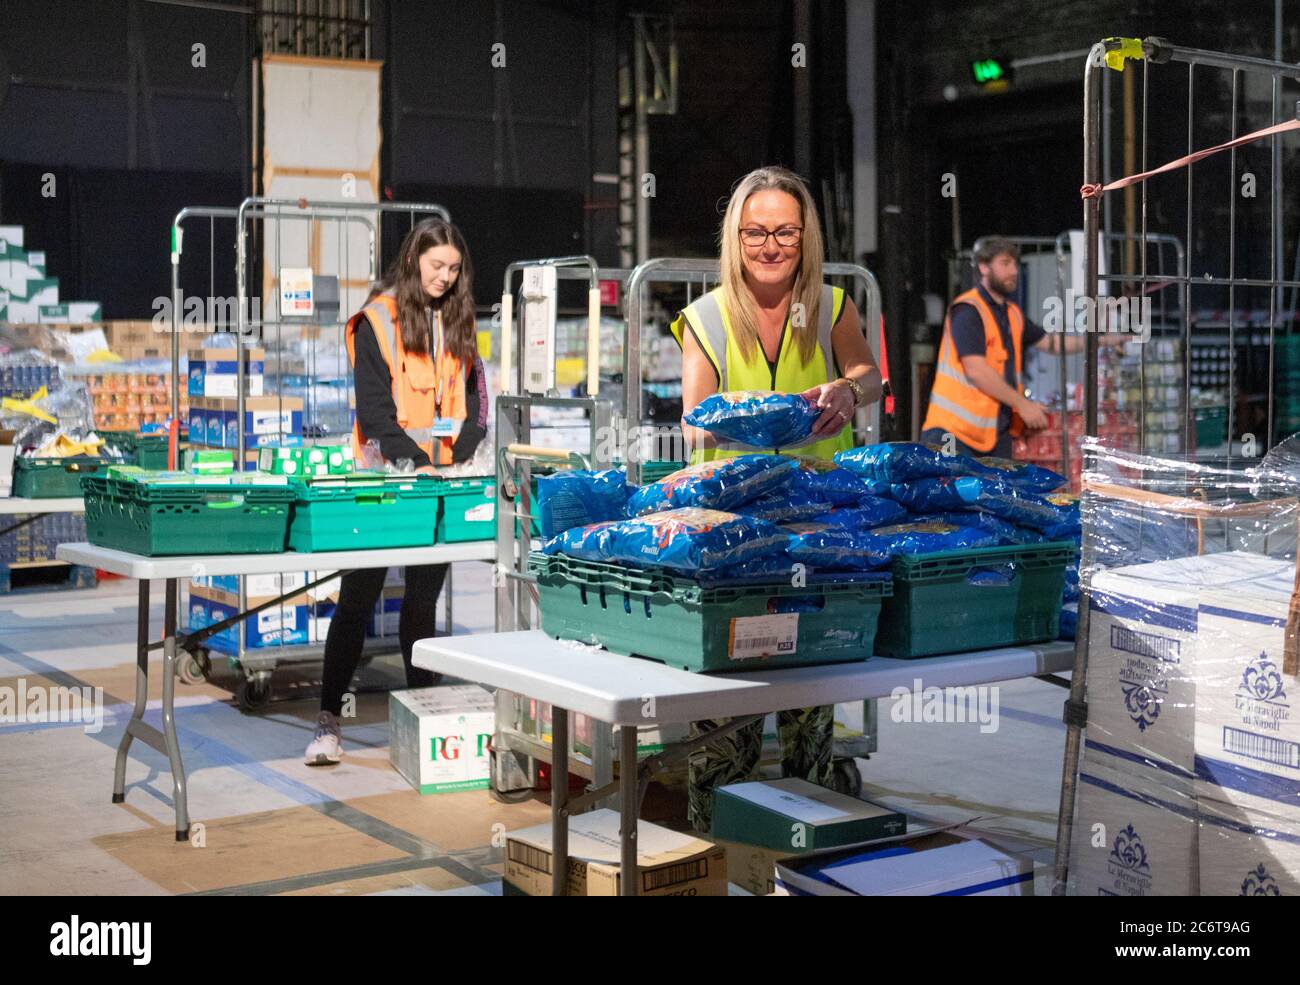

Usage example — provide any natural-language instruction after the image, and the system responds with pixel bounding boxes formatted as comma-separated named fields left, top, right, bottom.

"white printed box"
left=388, top=685, right=494, bottom=795
left=1198, top=795, right=1300, bottom=896
left=1070, top=750, right=1198, bottom=897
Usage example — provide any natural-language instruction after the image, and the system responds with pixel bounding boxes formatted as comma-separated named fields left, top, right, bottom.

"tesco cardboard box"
left=388, top=685, right=494, bottom=795
left=504, top=808, right=728, bottom=896
left=1070, top=749, right=1198, bottom=896
left=773, top=821, right=1033, bottom=896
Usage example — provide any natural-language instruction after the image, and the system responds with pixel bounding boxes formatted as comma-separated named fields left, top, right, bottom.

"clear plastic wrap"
left=1067, top=437, right=1300, bottom=896
left=2, top=381, right=97, bottom=451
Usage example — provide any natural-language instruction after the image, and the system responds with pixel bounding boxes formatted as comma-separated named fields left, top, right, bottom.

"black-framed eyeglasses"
left=739, top=226, right=803, bottom=248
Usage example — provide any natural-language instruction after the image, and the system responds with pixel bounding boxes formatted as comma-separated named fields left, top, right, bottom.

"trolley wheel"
left=829, top=758, right=862, bottom=798
left=177, top=647, right=211, bottom=685
left=236, top=672, right=272, bottom=712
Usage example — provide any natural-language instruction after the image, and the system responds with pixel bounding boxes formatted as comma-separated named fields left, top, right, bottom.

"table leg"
left=161, top=577, right=189, bottom=841
left=551, top=706, right=569, bottom=896
left=112, top=579, right=151, bottom=804
left=444, top=564, right=453, bottom=636
left=619, top=724, right=638, bottom=897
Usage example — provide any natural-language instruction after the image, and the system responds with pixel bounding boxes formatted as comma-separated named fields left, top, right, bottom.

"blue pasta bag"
left=814, top=496, right=908, bottom=530
left=889, top=475, right=1063, bottom=530
left=702, top=553, right=799, bottom=584
left=625, top=454, right=796, bottom=516
left=792, top=457, right=891, bottom=505
left=735, top=488, right=830, bottom=524
left=1040, top=491, right=1082, bottom=540
left=543, top=507, right=786, bottom=573
left=684, top=390, right=821, bottom=449
left=1063, top=563, right=1080, bottom=603
left=784, top=522, right=893, bottom=571
left=973, top=455, right=1064, bottom=493
left=834, top=442, right=981, bottom=484
left=918, top=510, right=1046, bottom=546
left=860, top=520, right=1000, bottom=557
left=535, top=469, right=631, bottom=539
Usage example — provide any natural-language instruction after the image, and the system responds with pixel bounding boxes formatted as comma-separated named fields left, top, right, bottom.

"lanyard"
left=431, top=308, right=445, bottom=416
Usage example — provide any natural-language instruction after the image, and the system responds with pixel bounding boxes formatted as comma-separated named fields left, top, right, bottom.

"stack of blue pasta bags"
left=832, top=442, right=1082, bottom=636
left=535, top=394, right=1081, bottom=610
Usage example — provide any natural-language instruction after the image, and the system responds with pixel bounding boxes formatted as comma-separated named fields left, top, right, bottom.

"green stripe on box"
left=417, top=779, right=490, bottom=794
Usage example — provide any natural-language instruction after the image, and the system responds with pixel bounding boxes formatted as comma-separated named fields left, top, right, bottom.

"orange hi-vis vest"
left=922, top=287, right=1025, bottom=453
left=345, top=293, right=468, bottom=466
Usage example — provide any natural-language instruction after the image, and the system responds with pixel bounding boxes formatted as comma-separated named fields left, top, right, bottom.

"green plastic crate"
left=1193, top=409, right=1226, bottom=448
left=638, top=459, right=686, bottom=483
left=436, top=476, right=496, bottom=542
left=287, top=476, right=440, bottom=551
left=530, top=552, right=893, bottom=673
left=14, top=456, right=106, bottom=498
left=80, top=475, right=296, bottom=556
left=100, top=430, right=172, bottom=470
left=873, top=542, right=1075, bottom=659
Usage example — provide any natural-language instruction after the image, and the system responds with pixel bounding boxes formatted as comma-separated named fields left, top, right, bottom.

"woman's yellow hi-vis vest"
left=670, top=284, right=851, bottom=463
left=921, top=288, right=1025, bottom=454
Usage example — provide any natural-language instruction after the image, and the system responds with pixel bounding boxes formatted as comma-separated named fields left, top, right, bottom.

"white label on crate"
left=464, top=503, right=494, bottom=522
left=723, top=780, right=850, bottom=822
left=729, top=613, right=798, bottom=661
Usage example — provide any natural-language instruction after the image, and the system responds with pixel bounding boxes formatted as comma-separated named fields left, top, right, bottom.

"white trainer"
left=305, top=711, right=342, bottom=765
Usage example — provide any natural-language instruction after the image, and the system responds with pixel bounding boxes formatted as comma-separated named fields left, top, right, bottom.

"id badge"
left=430, top=418, right=456, bottom=437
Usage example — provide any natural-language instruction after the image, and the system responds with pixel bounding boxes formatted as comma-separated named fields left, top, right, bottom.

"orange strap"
left=1082, top=118, right=1300, bottom=199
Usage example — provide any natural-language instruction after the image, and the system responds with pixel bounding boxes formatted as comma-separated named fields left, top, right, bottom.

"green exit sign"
left=971, top=58, right=1009, bottom=85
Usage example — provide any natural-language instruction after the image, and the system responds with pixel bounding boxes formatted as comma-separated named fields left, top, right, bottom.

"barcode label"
left=507, top=842, right=552, bottom=875
left=729, top=614, right=798, bottom=660
left=1222, top=726, right=1300, bottom=769
left=1111, top=625, right=1180, bottom=663
left=643, top=858, right=706, bottom=892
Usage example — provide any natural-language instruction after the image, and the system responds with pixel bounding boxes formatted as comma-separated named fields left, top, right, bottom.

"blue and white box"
left=188, top=348, right=265, bottom=398
left=1070, top=749, right=1198, bottom=896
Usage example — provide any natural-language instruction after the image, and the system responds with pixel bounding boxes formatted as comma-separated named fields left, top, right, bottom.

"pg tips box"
left=388, top=685, right=494, bottom=794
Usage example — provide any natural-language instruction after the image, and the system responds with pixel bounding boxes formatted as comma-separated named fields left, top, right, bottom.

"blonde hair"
left=718, top=166, right=825, bottom=365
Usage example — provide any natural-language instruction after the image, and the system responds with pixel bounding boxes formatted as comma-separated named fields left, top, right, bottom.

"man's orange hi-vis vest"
left=922, top=288, right=1025, bottom=453
left=345, top=293, right=467, bottom=466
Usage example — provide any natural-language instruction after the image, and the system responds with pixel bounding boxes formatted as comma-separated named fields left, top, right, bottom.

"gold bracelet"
left=839, top=377, right=866, bottom=407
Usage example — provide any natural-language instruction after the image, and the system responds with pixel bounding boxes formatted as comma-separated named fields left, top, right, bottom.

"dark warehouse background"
left=2, top=0, right=1298, bottom=436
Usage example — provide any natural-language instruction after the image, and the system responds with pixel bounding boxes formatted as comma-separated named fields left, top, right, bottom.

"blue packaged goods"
left=1040, top=491, right=1082, bottom=539
left=625, top=454, right=796, bottom=516
left=973, top=456, right=1065, bottom=493
left=834, top=442, right=977, bottom=484
left=1063, top=563, right=1080, bottom=603
left=919, top=511, right=1046, bottom=545
left=541, top=507, right=786, bottom=572
left=703, top=553, right=798, bottom=583
left=735, top=488, right=830, bottom=524
left=684, top=390, right=820, bottom=449
left=861, top=520, right=1000, bottom=556
left=792, top=458, right=890, bottom=504
left=813, top=497, right=908, bottom=530
left=535, top=469, right=631, bottom=539
left=888, top=475, right=1063, bottom=530
left=786, top=521, right=892, bottom=570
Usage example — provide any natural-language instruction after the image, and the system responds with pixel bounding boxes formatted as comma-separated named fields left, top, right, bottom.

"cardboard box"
left=190, top=584, right=309, bottom=651
left=388, top=685, right=494, bottom=794
left=187, top=347, right=265, bottom=397
left=0, top=429, right=16, bottom=497
left=1086, top=553, right=1294, bottom=772
left=711, top=778, right=906, bottom=854
left=504, top=809, right=728, bottom=896
left=1198, top=795, right=1300, bottom=896
left=189, top=396, right=302, bottom=449
left=1070, top=750, right=1198, bottom=896
left=1194, top=583, right=1300, bottom=820
left=773, top=823, right=1033, bottom=896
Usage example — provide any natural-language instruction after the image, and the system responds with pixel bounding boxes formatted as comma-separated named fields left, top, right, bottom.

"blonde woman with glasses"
left=670, top=166, right=883, bottom=831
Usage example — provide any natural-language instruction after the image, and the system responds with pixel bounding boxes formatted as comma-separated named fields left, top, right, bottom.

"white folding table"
left=55, top=541, right=495, bottom=841
left=412, top=630, right=1074, bottom=896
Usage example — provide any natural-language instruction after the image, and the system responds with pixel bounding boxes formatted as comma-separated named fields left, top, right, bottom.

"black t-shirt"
left=948, top=284, right=1045, bottom=434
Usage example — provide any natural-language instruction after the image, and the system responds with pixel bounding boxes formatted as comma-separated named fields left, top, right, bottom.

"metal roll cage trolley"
left=1053, top=36, right=1300, bottom=894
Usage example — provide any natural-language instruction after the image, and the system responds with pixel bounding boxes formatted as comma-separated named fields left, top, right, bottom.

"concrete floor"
left=0, top=561, right=1071, bottom=895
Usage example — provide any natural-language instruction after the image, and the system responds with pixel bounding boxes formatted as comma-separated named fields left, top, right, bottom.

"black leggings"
left=319, top=563, right=447, bottom=716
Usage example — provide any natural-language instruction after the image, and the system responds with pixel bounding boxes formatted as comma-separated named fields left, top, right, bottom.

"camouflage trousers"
left=686, top=705, right=834, bottom=833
